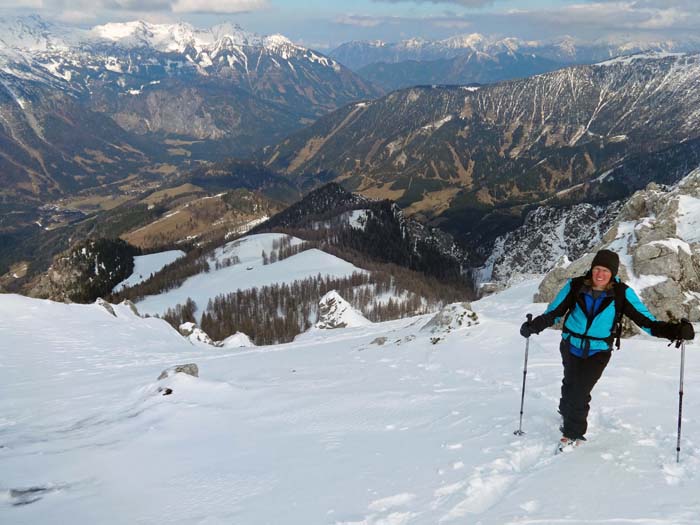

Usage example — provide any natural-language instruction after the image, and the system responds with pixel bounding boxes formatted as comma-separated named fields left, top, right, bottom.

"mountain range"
left=357, top=52, right=561, bottom=92
left=330, top=33, right=700, bottom=71
left=331, top=34, right=700, bottom=92
left=262, top=52, right=700, bottom=262
left=0, top=15, right=379, bottom=232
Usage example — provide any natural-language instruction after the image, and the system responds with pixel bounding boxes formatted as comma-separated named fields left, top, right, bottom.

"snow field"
left=112, top=249, right=186, bottom=292
left=1, top=280, right=699, bottom=523
left=134, top=233, right=367, bottom=317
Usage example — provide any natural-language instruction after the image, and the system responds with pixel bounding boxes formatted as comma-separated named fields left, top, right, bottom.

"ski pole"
left=514, top=313, right=533, bottom=436
left=676, top=338, right=686, bottom=463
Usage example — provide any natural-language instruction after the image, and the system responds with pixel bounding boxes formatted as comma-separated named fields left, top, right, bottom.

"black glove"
left=653, top=320, right=695, bottom=341
left=679, top=319, right=695, bottom=341
left=520, top=315, right=549, bottom=338
left=520, top=321, right=533, bottom=338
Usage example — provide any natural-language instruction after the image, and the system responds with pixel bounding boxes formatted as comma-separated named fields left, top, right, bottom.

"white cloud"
left=373, top=0, right=497, bottom=6
left=334, top=15, right=384, bottom=28
left=1, top=0, right=43, bottom=6
left=432, top=19, right=472, bottom=29
left=502, top=1, right=698, bottom=33
left=171, top=0, right=267, bottom=14
left=1, top=0, right=269, bottom=15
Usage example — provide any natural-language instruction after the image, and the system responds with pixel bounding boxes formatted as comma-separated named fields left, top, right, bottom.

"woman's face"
left=592, top=265, right=613, bottom=290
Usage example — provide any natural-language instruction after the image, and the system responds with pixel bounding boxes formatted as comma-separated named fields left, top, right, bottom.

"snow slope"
left=112, top=249, right=186, bottom=293
left=135, top=233, right=366, bottom=317
left=1, top=280, right=699, bottom=523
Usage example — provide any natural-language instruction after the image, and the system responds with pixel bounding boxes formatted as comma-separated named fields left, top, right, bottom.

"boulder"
left=95, top=298, right=116, bottom=317
left=121, top=299, right=141, bottom=317
left=158, top=363, right=199, bottom=381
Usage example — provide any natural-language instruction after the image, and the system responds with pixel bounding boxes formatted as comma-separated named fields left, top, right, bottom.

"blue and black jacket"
left=532, top=275, right=668, bottom=358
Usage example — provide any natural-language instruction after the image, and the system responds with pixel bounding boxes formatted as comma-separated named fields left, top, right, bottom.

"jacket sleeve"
left=622, top=286, right=672, bottom=338
left=529, top=280, right=573, bottom=333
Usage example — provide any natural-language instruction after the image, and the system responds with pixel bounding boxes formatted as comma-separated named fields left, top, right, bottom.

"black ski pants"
left=558, top=339, right=611, bottom=440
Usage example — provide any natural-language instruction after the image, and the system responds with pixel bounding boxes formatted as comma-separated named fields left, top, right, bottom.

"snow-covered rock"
left=316, top=291, right=370, bottom=329
left=536, top=169, right=700, bottom=322
left=179, top=322, right=221, bottom=347
left=95, top=297, right=116, bottom=317
left=420, top=302, right=479, bottom=334
left=157, top=363, right=199, bottom=381
left=221, top=332, right=254, bottom=348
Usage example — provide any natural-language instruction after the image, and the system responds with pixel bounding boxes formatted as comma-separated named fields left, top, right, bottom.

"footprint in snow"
left=438, top=443, right=547, bottom=520
left=335, top=493, right=418, bottom=525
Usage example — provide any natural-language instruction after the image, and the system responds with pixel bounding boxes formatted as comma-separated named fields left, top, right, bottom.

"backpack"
left=560, top=274, right=628, bottom=350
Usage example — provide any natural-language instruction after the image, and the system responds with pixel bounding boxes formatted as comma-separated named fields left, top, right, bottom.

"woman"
left=520, top=249, right=695, bottom=451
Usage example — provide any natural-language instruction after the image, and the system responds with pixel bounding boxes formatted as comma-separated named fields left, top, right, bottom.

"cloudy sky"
left=1, top=0, right=697, bottom=49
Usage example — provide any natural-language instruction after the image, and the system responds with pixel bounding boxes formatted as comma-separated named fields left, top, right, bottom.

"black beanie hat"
left=591, top=249, right=619, bottom=277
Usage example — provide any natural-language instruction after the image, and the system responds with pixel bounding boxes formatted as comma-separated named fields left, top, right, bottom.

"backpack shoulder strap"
left=612, top=281, right=628, bottom=349
left=561, top=275, right=586, bottom=324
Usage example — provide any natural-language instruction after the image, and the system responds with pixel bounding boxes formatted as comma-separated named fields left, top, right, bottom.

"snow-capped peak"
left=87, top=19, right=289, bottom=54
left=0, top=14, right=82, bottom=52
left=262, top=34, right=298, bottom=56
left=439, top=33, right=487, bottom=50
left=89, top=20, right=207, bottom=52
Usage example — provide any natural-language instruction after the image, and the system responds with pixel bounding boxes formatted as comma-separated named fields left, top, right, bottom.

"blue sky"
left=1, top=0, right=697, bottom=49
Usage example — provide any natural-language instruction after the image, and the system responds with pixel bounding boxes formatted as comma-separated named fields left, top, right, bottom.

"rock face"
left=478, top=201, right=621, bottom=288
left=535, top=169, right=700, bottom=323
left=316, top=291, right=370, bottom=329
left=28, top=238, right=138, bottom=303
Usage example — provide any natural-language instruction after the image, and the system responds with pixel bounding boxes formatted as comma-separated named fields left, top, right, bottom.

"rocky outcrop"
left=179, top=322, right=222, bottom=347
left=316, top=291, right=370, bottom=329
left=157, top=363, right=199, bottom=381
left=28, top=238, right=138, bottom=303
left=96, top=298, right=116, bottom=317
left=535, top=170, right=700, bottom=323
left=420, top=302, right=479, bottom=334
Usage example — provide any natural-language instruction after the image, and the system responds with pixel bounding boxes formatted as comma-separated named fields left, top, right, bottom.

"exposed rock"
left=535, top=169, right=700, bottom=323
left=158, top=363, right=199, bottom=381
left=479, top=201, right=621, bottom=288
left=95, top=298, right=116, bottom=317
left=316, top=291, right=370, bottom=329
left=121, top=300, right=141, bottom=317
left=420, top=302, right=479, bottom=334
left=178, top=322, right=222, bottom=347
left=28, top=238, right=137, bottom=303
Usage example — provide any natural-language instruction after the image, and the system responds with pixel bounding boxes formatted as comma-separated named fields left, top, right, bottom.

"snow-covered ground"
left=112, top=249, right=186, bottom=293
left=135, top=233, right=366, bottom=317
left=1, top=279, right=699, bottom=523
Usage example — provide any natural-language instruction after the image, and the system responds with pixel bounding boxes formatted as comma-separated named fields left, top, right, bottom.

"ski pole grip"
left=526, top=314, right=533, bottom=323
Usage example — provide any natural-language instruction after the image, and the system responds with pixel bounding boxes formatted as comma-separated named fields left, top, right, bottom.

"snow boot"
left=557, top=435, right=586, bottom=454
